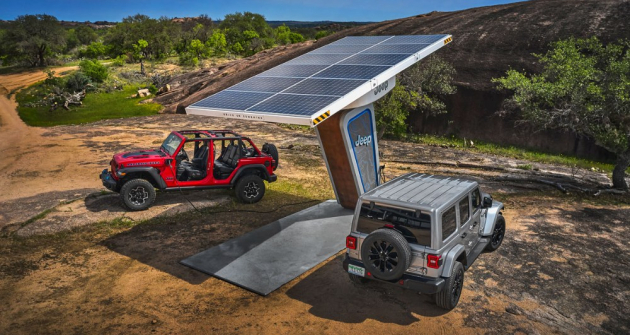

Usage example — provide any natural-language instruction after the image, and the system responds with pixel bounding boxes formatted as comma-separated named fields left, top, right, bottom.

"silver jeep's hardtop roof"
left=360, top=173, right=478, bottom=212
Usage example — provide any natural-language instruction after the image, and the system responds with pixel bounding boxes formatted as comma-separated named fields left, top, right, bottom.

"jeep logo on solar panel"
left=373, top=81, right=389, bottom=95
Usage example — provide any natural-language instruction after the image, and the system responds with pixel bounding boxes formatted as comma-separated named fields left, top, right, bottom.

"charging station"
left=181, top=35, right=452, bottom=294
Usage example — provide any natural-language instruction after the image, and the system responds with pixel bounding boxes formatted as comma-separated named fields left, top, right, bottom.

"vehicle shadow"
left=83, top=188, right=233, bottom=215
left=100, top=190, right=322, bottom=286
left=286, top=254, right=449, bottom=325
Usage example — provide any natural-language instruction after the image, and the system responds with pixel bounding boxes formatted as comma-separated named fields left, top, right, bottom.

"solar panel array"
left=188, top=34, right=451, bottom=126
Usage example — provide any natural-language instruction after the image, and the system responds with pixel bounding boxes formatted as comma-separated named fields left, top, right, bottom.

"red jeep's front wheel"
left=120, top=179, right=156, bottom=211
left=235, top=175, right=265, bottom=204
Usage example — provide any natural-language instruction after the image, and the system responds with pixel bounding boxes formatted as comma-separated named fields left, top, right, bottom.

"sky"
left=1, top=0, right=524, bottom=22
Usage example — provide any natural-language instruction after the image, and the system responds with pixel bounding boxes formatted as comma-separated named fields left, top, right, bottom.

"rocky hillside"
left=156, top=0, right=630, bottom=159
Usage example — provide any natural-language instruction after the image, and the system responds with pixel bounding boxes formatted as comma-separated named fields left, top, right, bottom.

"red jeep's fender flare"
left=230, top=164, right=274, bottom=185
left=117, top=167, right=167, bottom=190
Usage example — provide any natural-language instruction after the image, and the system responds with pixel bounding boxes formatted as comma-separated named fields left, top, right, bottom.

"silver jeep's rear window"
left=357, top=202, right=431, bottom=247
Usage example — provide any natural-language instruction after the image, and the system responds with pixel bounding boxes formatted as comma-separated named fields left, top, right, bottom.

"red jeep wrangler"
left=99, top=130, right=278, bottom=211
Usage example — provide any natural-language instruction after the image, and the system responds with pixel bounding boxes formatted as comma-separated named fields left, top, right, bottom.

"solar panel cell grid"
left=310, top=44, right=374, bottom=54
left=284, top=78, right=365, bottom=96
left=313, top=65, right=391, bottom=79
left=192, top=91, right=273, bottom=111
left=339, top=53, right=410, bottom=66
left=258, top=64, right=329, bottom=78
left=228, top=77, right=303, bottom=93
left=382, top=35, right=447, bottom=44
left=248, top=94, right=338, bottom=116
left=285, top=53, right=350, bottom=65
left=360, top=43, right=432, bottom=54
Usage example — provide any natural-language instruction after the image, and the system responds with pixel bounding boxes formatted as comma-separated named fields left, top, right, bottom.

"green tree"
left=206, top=29, right=227, bottom=56
left=82, top=42, right=107, bottom=59
left=375, top=85, right=419, bottom=138
left=1, top=14, right=66, bottom=67
left=65, top=29, right=80, bottom=51
left=494, top=37, right=630, bottom=189
left=188, top=39, right=207, bottom=59
left=133, top=39, right=149, bottom=75
left=275, top=25, right=305, bottom=45
left=375, top=55, right=456, bottom=138
left=231, top=42, right=244, bottom=55
left=75, top=25, right=97, bottom=45
left=104, top=14, right=176, bottom=60
left=275, top=25, right=292, bottom=45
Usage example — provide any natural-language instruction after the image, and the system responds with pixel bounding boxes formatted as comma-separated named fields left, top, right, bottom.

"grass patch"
left=0, top=65, right=25, bottom=75
left=406, top=134, right=620, bottom=173
left=16, top=83, right=161, bottom=127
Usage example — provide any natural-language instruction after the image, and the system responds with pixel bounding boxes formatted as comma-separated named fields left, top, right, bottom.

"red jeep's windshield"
left=161, top=133, right=183, bottom=156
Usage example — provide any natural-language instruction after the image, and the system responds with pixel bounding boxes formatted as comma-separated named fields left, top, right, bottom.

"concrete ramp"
left=180, top=200, right=354, bottom=295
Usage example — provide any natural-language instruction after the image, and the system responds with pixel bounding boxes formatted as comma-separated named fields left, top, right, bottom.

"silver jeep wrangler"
left=343, top=173, right=506, bottom=310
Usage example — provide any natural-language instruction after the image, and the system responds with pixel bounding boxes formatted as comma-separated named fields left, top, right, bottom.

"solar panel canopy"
left=186, top=34, right=453, bottom=126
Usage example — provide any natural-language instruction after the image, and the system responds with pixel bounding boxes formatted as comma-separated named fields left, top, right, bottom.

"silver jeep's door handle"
left=461, top=233, right=467, bottom=238
left=472, top=221, right=478, bottom=227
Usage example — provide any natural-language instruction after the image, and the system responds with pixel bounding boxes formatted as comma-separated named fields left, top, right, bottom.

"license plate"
left=348, top=264, right=365, bottom=277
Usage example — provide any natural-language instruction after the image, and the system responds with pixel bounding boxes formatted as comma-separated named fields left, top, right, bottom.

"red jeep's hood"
left=113, top=149, right=168, bottom=167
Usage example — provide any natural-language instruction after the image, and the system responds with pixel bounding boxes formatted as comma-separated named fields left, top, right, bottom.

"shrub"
left=148, top=84, right=158, bottom=94
left=315, top=30, right=331, bottom=40
left=178, top=52, right=199, bottom=66
left=81, top=42, right=107, bottom=59
left=112, top=55, right=125, bottom=67
left=66, top=71, right=92, bottom=92
left=79, top=60, right=108, bottom=82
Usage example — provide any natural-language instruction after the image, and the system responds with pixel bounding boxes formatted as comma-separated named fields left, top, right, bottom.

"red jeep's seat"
left=214, top=144, right=239, bottom=179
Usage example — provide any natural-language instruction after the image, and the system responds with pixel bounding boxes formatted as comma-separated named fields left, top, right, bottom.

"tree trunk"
left=38, top=44, right=46, bottom=67
left=140, top=59, right=145, bottom=76
left=612, top=151, right=630, bottom=190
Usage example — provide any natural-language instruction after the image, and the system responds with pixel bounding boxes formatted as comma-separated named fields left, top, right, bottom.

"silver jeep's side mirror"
left=482, top=195, right=493, bottom=208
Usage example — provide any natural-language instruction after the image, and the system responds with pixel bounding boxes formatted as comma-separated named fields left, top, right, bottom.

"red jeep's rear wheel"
left=235, top=175, right=265, bottom=204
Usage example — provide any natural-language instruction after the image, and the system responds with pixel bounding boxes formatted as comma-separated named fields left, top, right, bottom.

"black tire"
left=348, top=273, right=369, bottom=285
left=263, top=143, right=279, bottom=171
left=235, top=174, right=265, bottom=204
left=485, top=215, right=506, bottom=252
left=435, top=261, right=464, bottom=310
left=360, top=229, right=412, bottom=281
left=120, top=179, right=156, bottom=211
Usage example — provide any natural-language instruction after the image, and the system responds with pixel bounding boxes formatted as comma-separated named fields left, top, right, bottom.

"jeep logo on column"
left=347, top=108, right=378, bottom=192
left=355, top=134, right=372, bottom=147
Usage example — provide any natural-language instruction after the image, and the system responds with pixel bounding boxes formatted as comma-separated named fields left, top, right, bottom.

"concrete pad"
left=180, top=200, right=354, bottom=295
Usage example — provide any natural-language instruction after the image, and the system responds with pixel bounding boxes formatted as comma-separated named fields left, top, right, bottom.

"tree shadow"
left=286, top=254, right=449, bottom=325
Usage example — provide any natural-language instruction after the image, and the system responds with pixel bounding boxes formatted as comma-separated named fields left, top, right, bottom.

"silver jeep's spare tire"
left=360, top=229, right=412, bottom=281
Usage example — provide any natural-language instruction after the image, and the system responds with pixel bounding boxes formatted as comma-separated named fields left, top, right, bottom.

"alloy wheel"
left=244, top=181, right=260, bottom=199
left=367, top=240, right=399, bottom=274
left=128, top=186, right=149, bottom=206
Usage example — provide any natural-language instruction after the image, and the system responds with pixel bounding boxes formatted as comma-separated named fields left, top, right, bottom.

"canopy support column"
left=316, top=104, right=380, bottom=209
